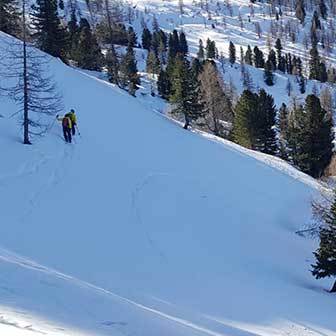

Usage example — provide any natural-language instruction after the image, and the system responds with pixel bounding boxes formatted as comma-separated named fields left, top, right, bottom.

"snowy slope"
left=0, top=32, right=336, bottom=336
left=125, top=0, right=335, bottom=108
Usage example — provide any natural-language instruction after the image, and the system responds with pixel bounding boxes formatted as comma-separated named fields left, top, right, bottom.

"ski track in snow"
left=0, top=247, right=252, bottom=336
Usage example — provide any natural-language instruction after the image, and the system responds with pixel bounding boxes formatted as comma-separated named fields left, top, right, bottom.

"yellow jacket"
left=66, top=112, right=77, bottom=125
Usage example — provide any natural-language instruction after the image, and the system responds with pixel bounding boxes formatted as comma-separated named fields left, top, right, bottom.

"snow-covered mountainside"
left=119, top=0, right=336, bottom=107
left=0, top=29, right=336, bottom=336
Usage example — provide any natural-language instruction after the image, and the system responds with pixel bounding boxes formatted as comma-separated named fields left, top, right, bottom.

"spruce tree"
left=170, top=56, right=203, bottom=129
left=157, top=69, right=171, bottom=100
left=120, top=42, right=140, bottom=96
left=127, top=26, right=137, bottom=48
left=206, top=38, right=216, bottom=59
left=277, top=103, right=289, bottom=159
left=75, top=19, right=103, bottom=71
left=31, top=0, right=67, bottom=60
left=197, top=39, right=205, bottom=61
left=0, top=0, right=20, bottom=36
left=233, top=90, right=258, bottom=149
left=312, top=192, right=336, bottom=293
left=142, top=27, right=152, bottom=51
left=253, top=46, right=265, bottom=68
left=275, top=38, right=283, bottom=70
left=106, top=44, right=119, bottom=85
left=245, top=45, right=253, bottom=65
left=287, top=95, right=333, bottom=177
left=179, top=31, right=188, bottom=55
left=168, top=30, right=179, bottom=59
left=268, top=49, right=277, bottom=70
left=229, top=41, right=236, bottom=65
left=264, top=60, right=274, bottom=86
left=256, top=89, right=277, bottom=154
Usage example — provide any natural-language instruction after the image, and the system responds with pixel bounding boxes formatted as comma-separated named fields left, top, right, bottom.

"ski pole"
left=76, top=124, right=81, bottom=137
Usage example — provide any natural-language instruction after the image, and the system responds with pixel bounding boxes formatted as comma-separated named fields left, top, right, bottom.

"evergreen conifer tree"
left=206, top=38, right=216, bottom=59
left=142, top=27, right=152, bottom=51
left=233, top=90, right=258, bottom=149
left=229, top=41, right=236, bottom=65
left=277, top=103, right=289, bottom=159
left=245, top=45, right=253, bottom=65
left=106, top=44, right=119, bottom=85
left=0, top=0, right=20, bottom=36
left=31, top=0, right=67, bottom=60
left=170, top=56, right=203, bottom=129
left=256, top=89, right=277, bottom=154
left=268, top=49, right=277, bottom=70
left=75, top=18, right=103, bottom=71
left=179, top=31, right=188, bottom=55
left=120, top=42, right=140, bottom=96
left=312, top=192, right=336, bottom=293
left=287, top=95, right=333, bottom=177
left=253, top=46, right=265, bottom=68
left=157, top=69, right=171, bottom=100
left=197, top=39, right=205, bottom=60
left=264, top=60, right=274, bottom=86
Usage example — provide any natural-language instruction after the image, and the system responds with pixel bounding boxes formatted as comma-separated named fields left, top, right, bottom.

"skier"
left=65, top=109, right=78, bottom=136
left=57, top=114, right=73, bottom=143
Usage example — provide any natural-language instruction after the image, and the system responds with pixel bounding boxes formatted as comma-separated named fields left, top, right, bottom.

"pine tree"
left=233, top=90, right=258, bottom=149
left=244, top=45, right=253, bottom=65
left=106, top=44, right=119, bottom=85
left=67, top=10, right=79, bottom=59
left=170, top=56, right=203, bottom=129
left=275, top=38, right=282, bottom=67
left=309, top=44, right=327, bottom=81
left=168, top=30, right=179, bottom=59
left=197, top=39, right=205, bottom=60
left=277, top=103, right=289, bottom=159
left=120, top=42, right=140, bottom=96
left=287, top=95, right=333, bottom=177
left=127, top=26, right=137, bottom=48
left=142, top=27, right=152, bottom=51
left=268, top=49, right=277, bottom=70
left=229, top=41, right=236, bottom=65
left=75, top=19, right=103, bottom=71
left=179, top=31, right=188, bottom=55
left=256, top=89, right=277, bottom=154
left=152, top=15, right=159, bottom=32
left=0, top=0, right=20, bottom=36
left=157, top=69, right=171, bottom=100
left=312, top=191, right=336, bottom=293
left=206, top=38, right=216, bottom=59
left=31, top=0, right=67, bottom=60
left=264, top=60, right=274, bottom=86
left=253, top=46, right=265, bottom=68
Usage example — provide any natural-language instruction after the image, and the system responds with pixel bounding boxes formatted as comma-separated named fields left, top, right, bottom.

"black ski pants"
left=63, top=126, right=72, bottom=143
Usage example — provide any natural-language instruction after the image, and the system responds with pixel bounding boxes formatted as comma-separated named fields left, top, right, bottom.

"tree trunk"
left=330, top=280, right=336, bottom=293
left=22, top=0, right=31, bottom=145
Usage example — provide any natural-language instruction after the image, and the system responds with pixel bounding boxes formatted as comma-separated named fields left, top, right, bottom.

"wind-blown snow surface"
left=0, top=33, right=335, bottom=336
